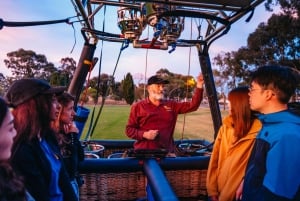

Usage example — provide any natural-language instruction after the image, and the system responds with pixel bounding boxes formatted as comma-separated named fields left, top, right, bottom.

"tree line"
left=0, top=51, right=198, bottom=105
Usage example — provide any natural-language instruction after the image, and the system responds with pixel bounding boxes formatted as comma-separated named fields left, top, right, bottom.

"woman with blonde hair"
left=52, top=92, right=84, bottom=200
left=206, top=86, right=262, bottom=201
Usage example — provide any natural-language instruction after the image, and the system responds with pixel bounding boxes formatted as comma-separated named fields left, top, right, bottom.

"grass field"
left=79, top=104, right=228, bottom=142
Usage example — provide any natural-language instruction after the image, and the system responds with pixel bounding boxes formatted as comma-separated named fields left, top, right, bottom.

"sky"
left=0, top=0, right=278, bottom=83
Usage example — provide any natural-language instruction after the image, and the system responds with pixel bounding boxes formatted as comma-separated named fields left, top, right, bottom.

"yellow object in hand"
left=187, top=78, right=196, bottom=87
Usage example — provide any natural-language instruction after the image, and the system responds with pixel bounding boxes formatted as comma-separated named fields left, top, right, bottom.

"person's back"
left=242, top=65, right=300, bottom=201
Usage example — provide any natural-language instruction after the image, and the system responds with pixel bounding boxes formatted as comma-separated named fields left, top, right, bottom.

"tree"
left=213, top=2, right=300, bottom=90
left=265, top=0, right=300, bottom=16
left=58, top=57, right=76, bottom=84
left=110, top=81, right=122, bottom=100
left=49, top=57, right=77, bottom=86
left=135, top=83, right=146, bottom=100
left=121, top=73, right=135, bottom=105
left=0, top=73, right=7, bottom=96
left=88, top=74, right=115, bottom=103
left=4, top=48, right=56, bottom=80
left=241, top=14, right=299, bottom=69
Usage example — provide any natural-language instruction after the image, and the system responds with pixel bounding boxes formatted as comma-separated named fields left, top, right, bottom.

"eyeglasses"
left=249, top=86, right=277, bottom=97
left=248, top=86, right=263, bottom=93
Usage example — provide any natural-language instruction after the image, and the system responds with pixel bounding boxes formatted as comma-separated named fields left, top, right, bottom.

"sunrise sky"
left=0, top=1, right=278, bottom=82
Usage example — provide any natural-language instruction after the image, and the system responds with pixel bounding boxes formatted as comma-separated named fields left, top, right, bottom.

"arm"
left=125, top=102, right=165, bottom=142
left=63, top=123, right=84, bottom=161
left=48, top=135, right=78, bottom=201
left=206, top=125, right=224, bottom=199
left=12, top=142, right=50, bottom=201
left=173, top=74, right=204, bottom=114
left=59, top=164, right=78, bottom=201
left=263, top=134, right=300, bottom=200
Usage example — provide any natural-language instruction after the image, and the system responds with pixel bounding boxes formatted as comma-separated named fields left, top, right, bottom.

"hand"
left=209, top=195, right=218, bottom=201
left=63, top=122, right=79, bottom=134
left=166, top=152, right=176, bottom=157
left=196, top=73, right=204, bottom=89
left=236, top=179, right=244, bottom=201
left=143, top=130, right=159, bottom=140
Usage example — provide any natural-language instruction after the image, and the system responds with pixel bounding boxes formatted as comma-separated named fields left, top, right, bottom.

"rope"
left=143, top=26, right=151, bottom=98
left=180, top=18, right=194, bottom=140
left=69, top=23, right=77, bottom=54
left=88, top=41, right=125, bottom=138
left=84, top=5, right=107, bottom=141
left=144, top=49, right=149, bottom=98
left=84, top=5, right=128, bottom=140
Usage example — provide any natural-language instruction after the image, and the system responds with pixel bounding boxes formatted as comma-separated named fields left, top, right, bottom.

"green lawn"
left=79, top=104, right=228, bottom=142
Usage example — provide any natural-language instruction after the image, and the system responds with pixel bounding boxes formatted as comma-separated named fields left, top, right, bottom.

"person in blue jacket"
left=236, top=65, right=300, bottom=201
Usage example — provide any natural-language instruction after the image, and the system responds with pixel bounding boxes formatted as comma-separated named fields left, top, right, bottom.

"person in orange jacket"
left=206, top=86, right=262, bottom=201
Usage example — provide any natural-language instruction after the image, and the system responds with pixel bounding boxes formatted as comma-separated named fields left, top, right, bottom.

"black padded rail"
left=79, top=155, right=209, bottom=173
left=85, top=139, right=210, bottom=147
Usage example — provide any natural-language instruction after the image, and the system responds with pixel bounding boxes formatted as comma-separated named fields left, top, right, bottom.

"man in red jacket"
left=125, top=73, right=204, bottom=156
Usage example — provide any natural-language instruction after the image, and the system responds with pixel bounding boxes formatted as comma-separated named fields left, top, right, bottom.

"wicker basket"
left=79, top=140, right=209, bottom=201
left=79, top=169, right=208, bottom=201
left=165, top=169, right=208, bottom=200
left=80, top=171, right=146, bottom=201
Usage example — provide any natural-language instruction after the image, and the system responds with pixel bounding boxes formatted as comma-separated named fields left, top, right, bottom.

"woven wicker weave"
left=80, top=171, right=146, bottom=201
left=165, top=169, right=207, bottom=200
left=79, top=140, right=209, bottom=201
left=79, top=169, right=208, bottom=201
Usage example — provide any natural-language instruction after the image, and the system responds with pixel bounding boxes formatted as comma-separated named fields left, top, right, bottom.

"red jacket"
left=125, top=88, right=203, bottom=152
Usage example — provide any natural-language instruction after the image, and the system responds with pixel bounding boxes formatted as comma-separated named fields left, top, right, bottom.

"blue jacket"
left=243, top=110, right=300, bottom=201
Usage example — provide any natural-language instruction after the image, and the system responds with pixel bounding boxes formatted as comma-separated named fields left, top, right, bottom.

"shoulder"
left=222, top=115, right=233, bottom=127
left=11, top=139, right=41, bottom=166
left=13, top=138, right=39, bottom=153
left=216, top=116, right=233, bottom=136
left=132, top=99, right=147, bottom=107
left=251, top=118, right=262, bottom=130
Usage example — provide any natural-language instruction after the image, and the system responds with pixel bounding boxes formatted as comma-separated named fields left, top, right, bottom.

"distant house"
left=218, top=99, right=229, bottom=105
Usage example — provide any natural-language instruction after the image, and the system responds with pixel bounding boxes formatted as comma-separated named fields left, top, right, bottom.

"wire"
left=69, top=23, right=77, bottom=54
left=84, top=5, right=107, bottom=141
left=180, top=18, right=194, bottom=141
left=143, top=26, right=151, bottom=98
left=88, top=40, right=125, bottom=138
